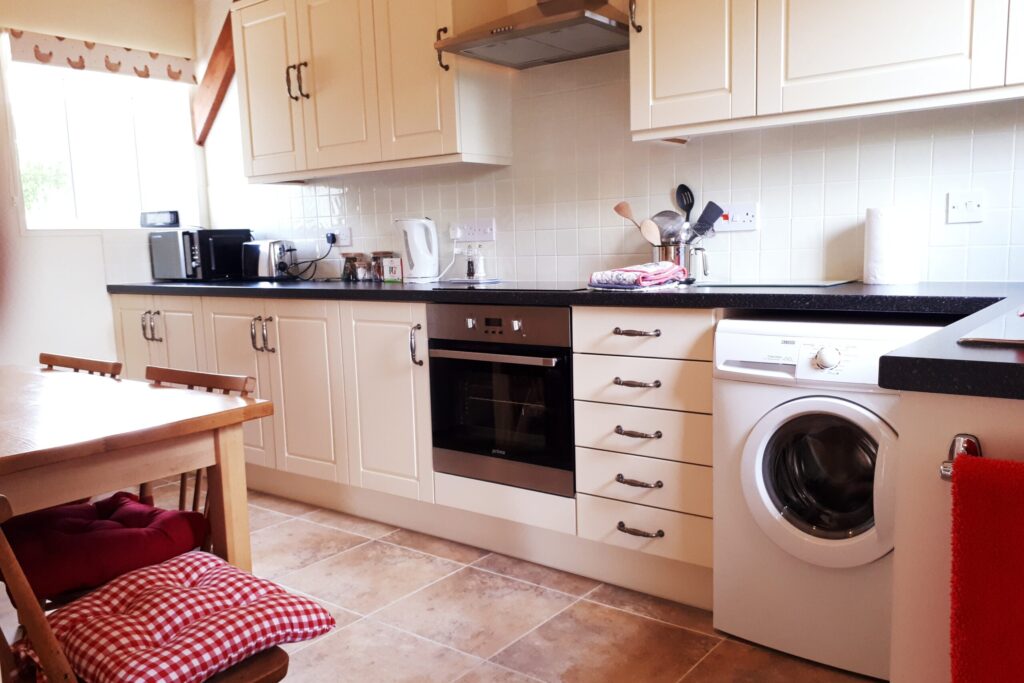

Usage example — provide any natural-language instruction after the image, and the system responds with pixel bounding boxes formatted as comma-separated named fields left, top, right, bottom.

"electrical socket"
left=450, top=218, right=496, bottom=242
left=947, top=191, right=985, bottom=224
left=330, top=224, right=353, bottom=246
left=718, top=201, right=760, bottom=232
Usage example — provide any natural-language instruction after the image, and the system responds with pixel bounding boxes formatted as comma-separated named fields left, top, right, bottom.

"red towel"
left=951, top=456, right=1024, bottom=682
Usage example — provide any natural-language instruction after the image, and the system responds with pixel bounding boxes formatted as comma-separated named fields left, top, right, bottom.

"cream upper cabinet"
left=1006, top=0, right=1024, bottom=84
left=296, top=0, right=383, bottom=167
left=341, top=302, right=434, bottom=502
left=758, top=0, right=1010, bottom=114
left=263, top=300, right=349, bottom=481
left=630, top=0, right=756, bottom=131
left=233, top=0, right=306, bottom=176
left=110, top=295, right=204, bottom=380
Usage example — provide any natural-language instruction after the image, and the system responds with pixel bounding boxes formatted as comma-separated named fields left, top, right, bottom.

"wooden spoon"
left=639, top=218, right=662, bottom=246
left=613, top=201, right=642, bottom=229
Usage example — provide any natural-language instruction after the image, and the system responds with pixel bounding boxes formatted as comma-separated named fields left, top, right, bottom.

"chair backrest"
left=39, top=353, right=122, bottom=379
left=144, top=366, right=256, bottom=397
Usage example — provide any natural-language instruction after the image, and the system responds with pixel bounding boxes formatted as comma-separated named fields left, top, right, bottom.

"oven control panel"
left=428, top=304, right=571, bottom=347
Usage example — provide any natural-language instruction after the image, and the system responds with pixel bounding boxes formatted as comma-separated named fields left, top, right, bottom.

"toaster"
left=242, top=240, right=297, bottom=280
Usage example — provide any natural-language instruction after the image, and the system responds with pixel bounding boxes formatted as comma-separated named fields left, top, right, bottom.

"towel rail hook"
left=940, top=433, right=983, bottom=481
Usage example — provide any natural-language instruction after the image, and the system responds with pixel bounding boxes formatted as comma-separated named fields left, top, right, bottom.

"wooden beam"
left=192, top=14, right=235, bottom=146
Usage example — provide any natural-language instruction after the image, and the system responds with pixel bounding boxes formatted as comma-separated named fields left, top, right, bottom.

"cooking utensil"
left=685, top=201, right=725, bottom=244
left=639, top=219, right=662, bottom=246
left=613, top=201, right=642, bottom=229
left=675, top=184, right=695, bottom=222
left=652, top=210, right=686, bottom=243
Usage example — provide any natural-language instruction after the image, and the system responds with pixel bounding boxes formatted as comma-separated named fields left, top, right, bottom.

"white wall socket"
left=946, top=191, right=985, bottom=224
left=330, top=224, right=354, bottom=247
left=717, top=201, right=760, bottom=232
left=450, top=218, right=497, bottom=242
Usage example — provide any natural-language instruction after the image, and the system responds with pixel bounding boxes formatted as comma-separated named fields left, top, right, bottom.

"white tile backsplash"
left=206, top=51, right=1024, bottom=283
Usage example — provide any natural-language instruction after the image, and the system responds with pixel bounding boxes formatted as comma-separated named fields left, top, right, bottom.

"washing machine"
left=713, top=318, right=939, bottom=680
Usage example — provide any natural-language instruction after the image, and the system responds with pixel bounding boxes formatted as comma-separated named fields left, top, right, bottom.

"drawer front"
left=573, top=354, right=712, bottom=413
left=574, top=401, right=712, bottom=466
left=576, top=447, right=712, bottom=517
left=572, top=307, right=714, bottom=360
left=577, top=494, right=713, bottom=568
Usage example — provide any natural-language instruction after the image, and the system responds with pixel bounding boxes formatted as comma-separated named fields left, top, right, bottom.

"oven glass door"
left=429, top=340, right=573, bottom=473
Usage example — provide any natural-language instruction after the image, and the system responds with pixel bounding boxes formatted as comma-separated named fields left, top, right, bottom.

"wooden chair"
left=141, top=367, right=256, bottom=513
left=39, top=353, right=122, bottom=378
left=0, top=495, right=288, bottom=683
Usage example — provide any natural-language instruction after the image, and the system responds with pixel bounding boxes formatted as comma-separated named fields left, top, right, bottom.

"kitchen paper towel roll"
left=862, top=207, right=922, bottom=285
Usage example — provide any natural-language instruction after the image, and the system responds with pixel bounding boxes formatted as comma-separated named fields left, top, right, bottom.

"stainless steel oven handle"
left=428, top=349, right=559, bottom=367
left=613, top=377, right=661, bottom=388
left=613, top=327, right=661, bottom=337
left=615, top=425, right=662, bottom=439
left=410, top=324, right=424, bottom=366
left=617, top=521, right=664, bottom=538
left=616, top=473, right=664, bottom=489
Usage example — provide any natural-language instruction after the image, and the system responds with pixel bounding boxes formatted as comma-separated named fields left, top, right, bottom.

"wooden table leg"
left=206, top=424, right=252, bottom=572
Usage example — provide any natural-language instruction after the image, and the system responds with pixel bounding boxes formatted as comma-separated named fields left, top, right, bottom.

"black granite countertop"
left=107, top=279, right=1024, bottom=400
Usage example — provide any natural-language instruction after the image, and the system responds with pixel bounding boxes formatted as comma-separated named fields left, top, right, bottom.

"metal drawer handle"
left=295, top=61, right=310, bottom=99
left=285, top=64, right=299, bottom=101
left=410, top=323, right=424, bottom=366
left=141, top=311, right=152, bottom=341
left=250, top=316, right=264, bottom=352
left=614, top=377, right=661, bottom=389
left=628, top=0, right=642, bottom=33
left=614, top=425, right=662, bottom=440
left=149, top=310, right=163, bottom=342
left=613, top=327, right=661, bottom=337
left=617, top=521, right=664, bottom=538
left=262, top=316, right=275, bottom=353
left=615, top=473, right=664, bottom=489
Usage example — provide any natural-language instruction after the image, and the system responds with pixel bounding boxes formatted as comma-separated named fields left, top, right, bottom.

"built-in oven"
left=427, top=304, right=574, bottom=497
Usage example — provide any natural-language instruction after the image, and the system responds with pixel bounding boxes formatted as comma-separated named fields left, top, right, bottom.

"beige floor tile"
left=247, top=490, right=318, bottom=516
left=282, top=540, right=460, bottom=614
left=251, top=519, right=367, bottom=580
left=680, top=638, right=872, bottom=682
left=249, top=504, right=289, bottom=532
left=586, top=583, right=717, bottom=636
left=473, top=554, right=601, bottom=597
left=375, top=567, right=575, bottom=658
left=300, top=508, right=399, bottom=538
left=280, top=599, right=361, bottom=654
left=455, top=662, right=540, bottom=683
left=382, top=529, right=490, bottom=563
left=493, top=599, right=720, bottom=683
left=287, top=618, right=481, bottom=682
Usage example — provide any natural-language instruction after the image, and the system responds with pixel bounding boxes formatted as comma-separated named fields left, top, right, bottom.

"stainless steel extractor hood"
left=435, top=0, right=630, bottom=70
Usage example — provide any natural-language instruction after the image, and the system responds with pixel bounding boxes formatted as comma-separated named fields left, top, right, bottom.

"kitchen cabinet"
left=341, top=301, right=434, bottom=502
left=110, top=294, right=205, bottom=380
left=231, top=0, right=510, bottom=181
left=629, top=0, right=756, bottom=131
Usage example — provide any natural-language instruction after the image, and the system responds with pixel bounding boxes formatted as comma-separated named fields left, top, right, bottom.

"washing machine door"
left=740, top=396, right=896, bottom=569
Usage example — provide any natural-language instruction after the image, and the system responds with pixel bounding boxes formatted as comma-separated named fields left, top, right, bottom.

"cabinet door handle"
left=285, top=64, right=299, bottom=101
left=614, top=377, right=661, bottom=389
left=149, top=311, right=163, bottom=342
left=628, top=0, right=642, bottom=32
left=613, top=327, right=660, bottom=337
left=410, top=323, right=424, bottom=366
left=615, top=473, right=664, bottom=489
left=141, top=311, right=152, bottom=341
left=436, top=27, right=450, bottom=71
left=617, top=521, right=663, bottom=538
left=295, top=61, right=310, bottom=99
left=262, top=316, right=276, bottom=353
left=250, top=316, right=264, bottom=351
left=615, top=425, right=662, bottom=440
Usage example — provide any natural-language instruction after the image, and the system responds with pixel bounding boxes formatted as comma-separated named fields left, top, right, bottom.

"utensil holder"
left=653, top=244, right=680, bottom=266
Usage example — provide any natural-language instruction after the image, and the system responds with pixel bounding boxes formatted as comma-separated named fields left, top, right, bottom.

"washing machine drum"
left=741, top=396, right=897, bottom=569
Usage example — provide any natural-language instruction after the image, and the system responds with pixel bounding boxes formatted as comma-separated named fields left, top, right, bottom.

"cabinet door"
left=111, top=294, right=154, bottom=380
left=203, top=298, right=276, bottom=468
left=296, top=0, right=382, bottom=168
left=373, top=0, right=457, bottom=160
left=342, top=302, right=433, bottom=501
left=630, top=0, right=756, bottom=130
left=149, top=296, right=206, bottom=372
left=1007, top=0, right=1024, bottom=84
left=233, top=0, right=306, bottom=176
left=264, top=300, right=348, bottom=481
left=757, top=0, right=1010, bottom=114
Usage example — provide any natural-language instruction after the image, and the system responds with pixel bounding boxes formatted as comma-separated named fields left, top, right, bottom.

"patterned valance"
left=6, top=29, right=196, bottom=84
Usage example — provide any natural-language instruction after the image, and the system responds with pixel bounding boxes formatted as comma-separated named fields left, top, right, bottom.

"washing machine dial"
left=813, top=346, right=842, bottom=370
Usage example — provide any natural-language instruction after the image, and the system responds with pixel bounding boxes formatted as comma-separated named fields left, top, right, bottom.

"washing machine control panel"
left=812, top=346, right=842, bottom=370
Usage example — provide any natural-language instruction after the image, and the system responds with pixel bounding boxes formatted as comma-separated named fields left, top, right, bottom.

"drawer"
left=576, top=447, right=712, bottom=517
left=574, top=401, right=712, bottom=466
left=434, top=473, right=576, bottom=535
left=576, top=494, right=712, bottom=568
left=572, top=307, right=714, bottom=360
left=573, top=354, right=712, bottom=413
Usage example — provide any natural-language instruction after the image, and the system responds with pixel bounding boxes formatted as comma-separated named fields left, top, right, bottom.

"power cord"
left=288, top=232, right=337, bottom=281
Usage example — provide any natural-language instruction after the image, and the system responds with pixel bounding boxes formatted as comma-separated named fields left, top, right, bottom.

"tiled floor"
left=245, top=491, right=875, bottom=683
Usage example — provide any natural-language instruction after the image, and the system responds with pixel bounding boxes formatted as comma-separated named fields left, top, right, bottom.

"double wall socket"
left=717, top=201, right=760, bottom=232
left=946, top=191, right=985, bottom=224
left=328, top=224, right=354, bottom=246
left=450, top=218, right=496, bottom=242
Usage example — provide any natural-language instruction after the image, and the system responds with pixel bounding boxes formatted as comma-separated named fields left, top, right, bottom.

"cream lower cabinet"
left=111, top=294, right=205, bottom=380
left=341, top=301, right=433, bottom=502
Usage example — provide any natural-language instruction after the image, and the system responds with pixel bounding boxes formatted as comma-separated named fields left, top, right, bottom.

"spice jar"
left=371, top=251, right=397, bottom=282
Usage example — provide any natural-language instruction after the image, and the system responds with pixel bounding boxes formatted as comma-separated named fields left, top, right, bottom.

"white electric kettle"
left=395, top=218, right=440, bottom=282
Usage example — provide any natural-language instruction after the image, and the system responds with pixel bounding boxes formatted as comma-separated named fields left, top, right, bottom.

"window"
left=6, top=58, right=200, bottom=230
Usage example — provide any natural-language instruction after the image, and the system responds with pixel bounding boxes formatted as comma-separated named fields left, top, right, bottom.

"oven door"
left=429, top=340, right=574, bottom=497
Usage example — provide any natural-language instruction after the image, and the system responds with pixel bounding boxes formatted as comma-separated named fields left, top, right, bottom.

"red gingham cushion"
left=13, top=551, right=334, bottom=683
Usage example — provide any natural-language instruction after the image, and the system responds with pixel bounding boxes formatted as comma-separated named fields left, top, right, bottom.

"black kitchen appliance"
left=149, top=229, right=252, bottom=281
left=427, top=303, right=574, bottom=497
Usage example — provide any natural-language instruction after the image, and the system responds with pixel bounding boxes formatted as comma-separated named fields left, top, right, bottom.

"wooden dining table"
left=0, top=365, right=273, bottom=571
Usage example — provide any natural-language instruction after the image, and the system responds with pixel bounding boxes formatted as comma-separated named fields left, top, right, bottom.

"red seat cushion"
left=2, top=492, right=207, bottom=601
left=14, top=551, right=335, bottom=683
